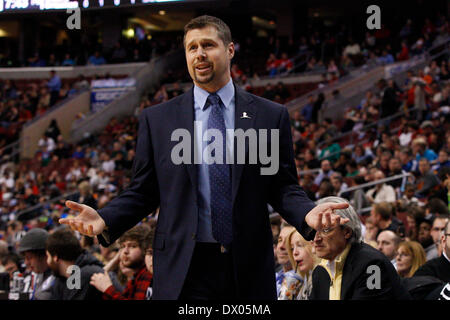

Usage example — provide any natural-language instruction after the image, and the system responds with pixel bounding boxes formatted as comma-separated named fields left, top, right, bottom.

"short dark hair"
left=46, top=229, right=82, bottom=262
left=142, top=228, right=155, bottom=252
left=431, top=214, right=449, bottom=226
left=374, top=202, right=393, bottom=221
left=184, top=15, right=232, bottom=47
left=438, top=166, right=450, bottom=182
left=1, top=252, right=21, bottom=268
left=118, top=225, right=150, bottom=251
left=426, top=198, right=449, bottom=215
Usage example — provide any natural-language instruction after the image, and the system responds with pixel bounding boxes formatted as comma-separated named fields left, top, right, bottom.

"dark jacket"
left=50, top=250, right=104, bottom=300
left=309, top=242, right=411, bottom=300
left=401, top=276, right=444, bottom=300
left=414, top=255, right=450, bottom=282
left=97, top=84, right=316, bottom=300
left=33, top=269, right=55, bottom=300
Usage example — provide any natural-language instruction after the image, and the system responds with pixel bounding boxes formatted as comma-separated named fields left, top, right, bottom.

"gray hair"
left=317, top=196, right=363, bottom=244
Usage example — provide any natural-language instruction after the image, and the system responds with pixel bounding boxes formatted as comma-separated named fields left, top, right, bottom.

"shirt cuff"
left=103, top=285, right=116, bottom=298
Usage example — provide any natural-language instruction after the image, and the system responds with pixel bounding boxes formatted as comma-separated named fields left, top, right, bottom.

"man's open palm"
left=59, top=200, right=106, bottom=237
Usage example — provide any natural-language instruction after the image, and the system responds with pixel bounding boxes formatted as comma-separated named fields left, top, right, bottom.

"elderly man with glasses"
left=309, top=196, right=411, bottom=300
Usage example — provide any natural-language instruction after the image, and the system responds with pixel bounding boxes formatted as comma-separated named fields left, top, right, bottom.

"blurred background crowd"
left=0, top=0, right=449, bottom=300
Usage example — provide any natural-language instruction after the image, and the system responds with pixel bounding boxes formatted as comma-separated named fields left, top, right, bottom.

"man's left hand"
left=305, top=202, right=350, bottom=231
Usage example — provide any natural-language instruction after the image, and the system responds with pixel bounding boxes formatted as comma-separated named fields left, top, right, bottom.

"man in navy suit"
left=60, top=15, right=349, bottom=300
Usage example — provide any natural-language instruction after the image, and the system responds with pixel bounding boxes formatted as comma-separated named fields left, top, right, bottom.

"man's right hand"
left=59, top=200, right=106, bottom=237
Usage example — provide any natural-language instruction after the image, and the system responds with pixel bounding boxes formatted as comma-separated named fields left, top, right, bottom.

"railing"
left=283, top=50, right=313, bottom=76
left=268, top=173, right=412, bottom=220
left=339, top=173, right=412, bottom=214
left=0, top=140, right=21, bottom=166
left=286, top=36, right=450, bottom=122
left=298, top=168, right=321, bottom=176
left=23, top=88, right=90, bottom=128
left=337, top=173, right=412, bottom=197
left=317, top=106, right=420, bottom=149
left=285, top=62, right=383, bottom=117
left=70, top=49, right=185, bottom=143
left=16, top=190, right=80, bottom=221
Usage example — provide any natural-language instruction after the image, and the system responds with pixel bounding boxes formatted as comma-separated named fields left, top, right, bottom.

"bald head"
left=377, top=230, right=400, bottom=261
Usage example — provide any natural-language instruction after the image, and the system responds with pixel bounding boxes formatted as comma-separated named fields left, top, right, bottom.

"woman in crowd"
left=396, top=241, right=426, bottom=278
left=279, top=229, right=319, bottom=300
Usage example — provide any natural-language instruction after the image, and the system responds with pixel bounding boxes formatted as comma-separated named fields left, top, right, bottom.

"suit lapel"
left=232, top=85, right=257, bottom=206
left=175, top=87, right=198, bottom=202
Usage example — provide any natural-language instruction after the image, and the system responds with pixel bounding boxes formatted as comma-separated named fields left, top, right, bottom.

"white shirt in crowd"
left=365, top=183, right=396, bottom=203
left=102, top=160, right=116, bottom=173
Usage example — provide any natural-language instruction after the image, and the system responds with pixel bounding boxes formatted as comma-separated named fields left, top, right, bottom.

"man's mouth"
left=195, top=64, right=212, bottom=73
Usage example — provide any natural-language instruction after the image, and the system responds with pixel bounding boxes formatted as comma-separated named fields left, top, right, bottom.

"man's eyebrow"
left=186, top=38, right=217, bottom=47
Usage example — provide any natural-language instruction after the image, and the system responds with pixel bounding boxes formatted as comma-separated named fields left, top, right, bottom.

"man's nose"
left=313, top=234, right=321, bottom=243
left=195, top=48, right=206, bottom=59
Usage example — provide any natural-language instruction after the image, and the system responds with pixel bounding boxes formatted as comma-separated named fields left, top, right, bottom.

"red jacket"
left=103, top=265, right=152, bottom=300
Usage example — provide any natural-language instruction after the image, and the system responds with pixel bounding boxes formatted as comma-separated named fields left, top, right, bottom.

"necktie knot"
left=206, top=93, right=222, bottom=109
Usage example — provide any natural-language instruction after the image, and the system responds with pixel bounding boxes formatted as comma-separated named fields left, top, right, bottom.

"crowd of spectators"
left=226, top=13, right=450, bottom=88
left=1, top=54, right=449, bottom=299
left=0, top=33, right=181, bottom=68
left=267, top=55, right=450, bottom=299
left=0, top=13, right=449, bottom=301
left=0, top=110, right=157, bottom=299
left=0, top=71, right=123, bottom=153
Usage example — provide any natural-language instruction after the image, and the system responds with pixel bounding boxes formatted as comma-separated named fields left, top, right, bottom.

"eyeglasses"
left=396, top=252, right=410, bottom=258
left=316, top=226, right=341, bottom=237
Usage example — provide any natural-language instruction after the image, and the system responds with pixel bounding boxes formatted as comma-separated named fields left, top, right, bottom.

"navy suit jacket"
left=97, top=83, right=316, bottom=300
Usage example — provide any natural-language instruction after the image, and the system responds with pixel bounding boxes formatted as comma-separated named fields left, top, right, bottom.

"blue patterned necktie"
left=205, top=93, right=233, bottom=245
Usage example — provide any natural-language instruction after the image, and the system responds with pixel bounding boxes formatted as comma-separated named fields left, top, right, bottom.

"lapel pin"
left=241, top=112, right=251, bottom=119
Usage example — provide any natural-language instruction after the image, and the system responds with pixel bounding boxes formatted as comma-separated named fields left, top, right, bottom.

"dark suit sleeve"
left=97, top=111, right=161, bottom=246
left=267, top=107, right=316, bottom=240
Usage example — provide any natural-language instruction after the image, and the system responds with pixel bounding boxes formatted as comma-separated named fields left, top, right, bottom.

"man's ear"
left=344, top=228, right=352, bottom=240
left=228, top=42, right=235, bottom=60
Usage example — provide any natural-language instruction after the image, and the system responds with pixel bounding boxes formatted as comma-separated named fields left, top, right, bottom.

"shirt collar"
left=194, top=78, right=234, bottom=111
left=319, top=243, right=352, bottom=276
left=443, top=251, right=450, bottom=263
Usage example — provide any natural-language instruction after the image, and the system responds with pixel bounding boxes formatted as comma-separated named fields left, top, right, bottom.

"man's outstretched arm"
left=267, top=108, right=348, bottom=240
left=60, top=111, right=160, bottom=245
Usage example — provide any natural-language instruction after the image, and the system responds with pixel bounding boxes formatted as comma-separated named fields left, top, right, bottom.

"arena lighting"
left=122, top=27, right=135, bottom=38
left=0, top=0, right=209, bottom=12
